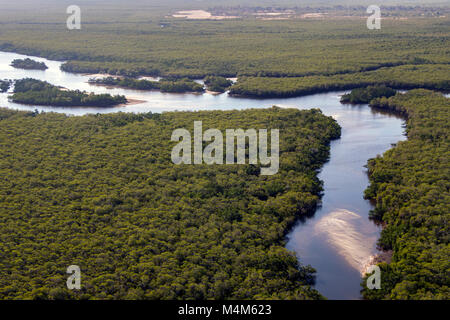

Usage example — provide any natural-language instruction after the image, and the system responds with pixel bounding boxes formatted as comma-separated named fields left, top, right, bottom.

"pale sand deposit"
left=124, top=98, right=146, bottom=106
left=314, top=209, right=380, bottom=275
left=173, top=10, right=238, bottom=20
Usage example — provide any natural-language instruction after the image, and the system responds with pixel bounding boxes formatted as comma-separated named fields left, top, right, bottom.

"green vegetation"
left=0, top=3, right=448, bottom=102
left=204, top=76, right=233, bottom=93
left=0, top=80, right=11, bottom=93
left=229, top=64, right=450, bottom=98
left=0, top=107, right=340, bottom=299
left=341, top=86, right=397, bottom=104
left=0, top=4, right=448, bottom=80
left=150, top=78, right=204, bottom=93
left=11, top=78, right=127, bottom=107
left=362, top=90, right=449, bottom=299
left=0, top=1, right=448, bottom=300
left=89, top=77, right=158, bottom=90
left=89, top=77, right=205, bottom=93
left=10, top=58, right=48, bottom=70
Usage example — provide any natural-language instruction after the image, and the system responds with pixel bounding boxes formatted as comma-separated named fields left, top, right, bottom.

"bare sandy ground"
left=205, top=90, right=222, bottom=95
left=254, top=11, right=295, bottom=16
left=172, top=9, right=444, bottom=21
left=173, top=10, right=238, bottom=20
left=314, top=209, right=385, bottom=275
left=124, top=98, right=146, bottom=106
left=84, top=73, right=124, bottom=79
left=301, top=13, right=327, bottom=18
left=138, top=76, right=161, bottom=82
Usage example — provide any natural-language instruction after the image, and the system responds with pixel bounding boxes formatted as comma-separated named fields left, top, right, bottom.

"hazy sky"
left=0, top=0, right=448, bottom=9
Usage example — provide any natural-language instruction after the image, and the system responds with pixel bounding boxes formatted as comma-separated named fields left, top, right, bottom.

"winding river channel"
left=0, top=51, right=407, bottom=299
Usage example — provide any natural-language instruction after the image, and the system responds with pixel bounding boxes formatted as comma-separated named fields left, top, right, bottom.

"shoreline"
left=0, top=49, right=418, bottom=298
left=6, top=96, right=146, bottom=109
left=362, top=251, right=393, bottom=276
left=87, top=81, right=206, bottom=95
left=121, top=98, right=146, bottom=107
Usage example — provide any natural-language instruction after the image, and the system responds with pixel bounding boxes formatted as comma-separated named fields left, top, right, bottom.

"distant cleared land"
left=0, top=5, right=448, bottom=81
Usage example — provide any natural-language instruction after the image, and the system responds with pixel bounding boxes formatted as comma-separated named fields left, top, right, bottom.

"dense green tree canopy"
left=204, top=76, right=233, bottom=93
left=229, top=64, right=450, bottom=98
left=362, top=90, right=449, bottom=300
left=11, top=78, right=127, bottom=107
left=11, top=58, right=48, bottom=70
left=89, top=77, right=205, bottom=93
left=0, top=107, right=340, bottom=300
left=341, top=86, right=397, bottom=104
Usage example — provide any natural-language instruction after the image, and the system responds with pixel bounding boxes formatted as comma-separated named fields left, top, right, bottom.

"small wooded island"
left=204, top=76, right=233, bottom=93
left=340, top=85, right=397, bottom=104
left=11, top=78, right=127, bottom=107
left=11, top=58, right=48, bottom=70
left=0, top=80, right=11, bottom=93
left=89, top=76, right=205, bottom=93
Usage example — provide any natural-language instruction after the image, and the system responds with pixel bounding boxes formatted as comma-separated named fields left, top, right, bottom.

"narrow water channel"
left=286, top=105, right=406, bottom=299
left=0, top=51, right=406, bottom=299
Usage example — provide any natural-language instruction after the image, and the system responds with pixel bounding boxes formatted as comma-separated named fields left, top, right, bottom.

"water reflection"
left=286, top=103, right=406, bottom=299
left=0, top=51, right=407, bottom=299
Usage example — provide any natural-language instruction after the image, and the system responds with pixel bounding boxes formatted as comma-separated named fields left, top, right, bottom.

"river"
left=0, top=51, right=407, bottom=299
